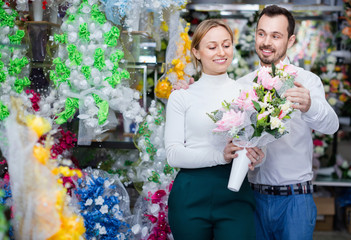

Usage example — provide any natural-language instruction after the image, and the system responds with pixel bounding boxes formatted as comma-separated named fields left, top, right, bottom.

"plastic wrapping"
left=0, top=105, right=85, bottom=239
left=73, top=167, right=133, bottom=239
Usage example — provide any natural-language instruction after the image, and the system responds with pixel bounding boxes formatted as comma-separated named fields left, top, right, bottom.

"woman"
left=165, top=19, right=265, bottom=240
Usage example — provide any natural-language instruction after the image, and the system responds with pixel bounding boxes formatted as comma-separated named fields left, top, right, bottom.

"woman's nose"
left=217, top=46, right=225, bottom=55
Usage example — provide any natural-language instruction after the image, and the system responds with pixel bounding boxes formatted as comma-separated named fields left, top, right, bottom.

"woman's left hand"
left=246, top=147, right=265, bottom=171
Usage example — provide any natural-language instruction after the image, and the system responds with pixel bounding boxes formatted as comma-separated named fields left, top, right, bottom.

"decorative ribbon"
left=0, top=101, right=9, bottom=121
left=14, top=77, right=30, bottom=93
left=104, top=26, right=120, bottom=47
left=9, top=30, right=25, bottom=44
left=120, top=69, right=130, bottom=79
left=8, top=57, right=28, bottom=76
left=81, top=65, right=91, bottom=80
left=0, top=6, right=17, bottom=27
left=0, top=70, right=5, bottom=83
left=94, top=48, right=106, bottom=71
left=54, top=33, right=68, bottom=44
left=92, top=93, right=109, bottom=125
left=104, top=72, right=121, bottom=88
left=163, top=163, right=174, bottom=175
left=91, top=4, right=107, bottom=25
left=79, top=23, right=90, bottom=42
left=67, top=44, right=83, bottom=66
left=147, top=171, right=161, bottom=184
left=110, top=50, right=124, bottom=69
left=51, top=58, right=71, bottom=86
left=55, top=98, right=79, bottom=124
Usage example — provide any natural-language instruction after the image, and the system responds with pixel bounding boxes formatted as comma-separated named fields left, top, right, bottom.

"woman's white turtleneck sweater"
left=165, top=72, right=249, bottom=169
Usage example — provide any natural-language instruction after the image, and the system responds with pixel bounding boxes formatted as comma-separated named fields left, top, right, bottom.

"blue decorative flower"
left=75, top=168, right=132, bottom=239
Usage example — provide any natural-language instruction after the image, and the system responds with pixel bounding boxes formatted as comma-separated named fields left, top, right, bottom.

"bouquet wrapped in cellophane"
left=208, top=61, right=298, bottom=191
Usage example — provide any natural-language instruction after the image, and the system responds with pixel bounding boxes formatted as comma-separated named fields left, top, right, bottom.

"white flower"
left=280, top=101, right=292, bottom=112
left=95, top=196, right=104, bottom=205
left=278, top=127, right=285, bottom=135
left=99, top=226, right=107, bottom=235
left=85, top=198, right=93, bottom=206
left=347, top=169, right=351, bottom=178
left=315, top=146, right=324, bottom=155
left=229, top=126, right=239, bottom=136
left=100, top=205, right=109, bottom=214
left=258, top=101, right=268, bottom=109
left=117, top=233, right=126, bottom=240
left=328, top=97, right=337, bottom=106
left=341, top=161, right=349, bottom=169
left=324, top=85, right=330, bottom=93
left=270, top=116, right=282, bottom=130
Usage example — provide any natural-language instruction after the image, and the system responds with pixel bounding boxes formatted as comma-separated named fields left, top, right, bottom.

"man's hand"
left=172, top=78, right=195, bottom=91
left=284, top=81, right=311, bottom=113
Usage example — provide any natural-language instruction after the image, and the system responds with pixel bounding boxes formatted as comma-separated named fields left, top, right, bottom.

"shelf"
left=313, top=175, right=351, bottom=187
left=76, top=129, right=137, bottom=149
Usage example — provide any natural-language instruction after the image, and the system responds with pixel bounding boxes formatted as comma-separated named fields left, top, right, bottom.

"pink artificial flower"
left=151, top=190, right=167, bottom=204
left=213, top=109, right=244, bottom=132
left=257, top=66, right=272, bottom=85
left=234, top=89, right=258, bottom=110
left=283, top=64, right=298, bottom=77
left=4, top=172, right=9, bottom=181
left=262, top=75, right=279, bottom=91
left=145, top=214, right=158, bottom=223
left=275, top=61, right=285, bottom=70
left=273, top=77, right=283, bottom=91
left=278, top=110, right=287, bottom=120
left=313, top=139, right=324, bottom=147
left=168, top=181, right=173, bottom=192
left=258, top=111, right=270, bottom=120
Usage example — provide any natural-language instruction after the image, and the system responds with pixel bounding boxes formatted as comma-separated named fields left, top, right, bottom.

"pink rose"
left=234, top=89, right=258, bottom=110
left=213, top=109, right=244, bottom=132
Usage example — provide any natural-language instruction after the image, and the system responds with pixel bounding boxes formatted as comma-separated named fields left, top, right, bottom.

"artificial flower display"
left=0, top=103, right=85, bottom=239
left=126, top=100, right=176, bottom=239
left=0, top=0, right=30, bottom=121
left=73, top=167, right=132, bottom=240
left=208, top=62, right=297, bottom=191
left=100, top=0, right=187, bottom=30
left=0, top=190, right=10, bottom=240
left=155, top=21, right=195, bottom=99
left=341, top=0, right=351, bottom=39
left=50, top=0, right=145, bottom=144
left=131, top=181, right=173, bottom=240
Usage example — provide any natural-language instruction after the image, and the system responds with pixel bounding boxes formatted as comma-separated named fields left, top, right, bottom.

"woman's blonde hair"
left=191, top=19, right=234, bottom=71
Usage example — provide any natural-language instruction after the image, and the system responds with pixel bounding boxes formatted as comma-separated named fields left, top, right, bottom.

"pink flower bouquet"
left=208, top=61, right=297, bottom=191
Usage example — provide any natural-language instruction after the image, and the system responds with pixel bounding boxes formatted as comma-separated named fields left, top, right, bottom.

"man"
left=173, top=4, right=339, bottom=240
left=236, top=5, right=339, bottom=240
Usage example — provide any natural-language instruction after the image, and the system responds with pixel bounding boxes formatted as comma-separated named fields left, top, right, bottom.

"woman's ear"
left=192, top=47, right=200, bottom=61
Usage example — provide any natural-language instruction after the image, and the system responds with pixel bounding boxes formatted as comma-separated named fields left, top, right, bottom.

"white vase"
left=32, top=0, right=43, bottom=22
left=227, top=148, right=250, bottom=192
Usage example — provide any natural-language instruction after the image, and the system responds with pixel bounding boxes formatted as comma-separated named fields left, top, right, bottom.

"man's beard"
left=256, top=45, right=286, bottom=65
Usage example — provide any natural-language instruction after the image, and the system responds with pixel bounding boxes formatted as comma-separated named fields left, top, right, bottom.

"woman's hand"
left=223, top=140, right=243, bottom=163
left=246, top=147, right=265, bottom=171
